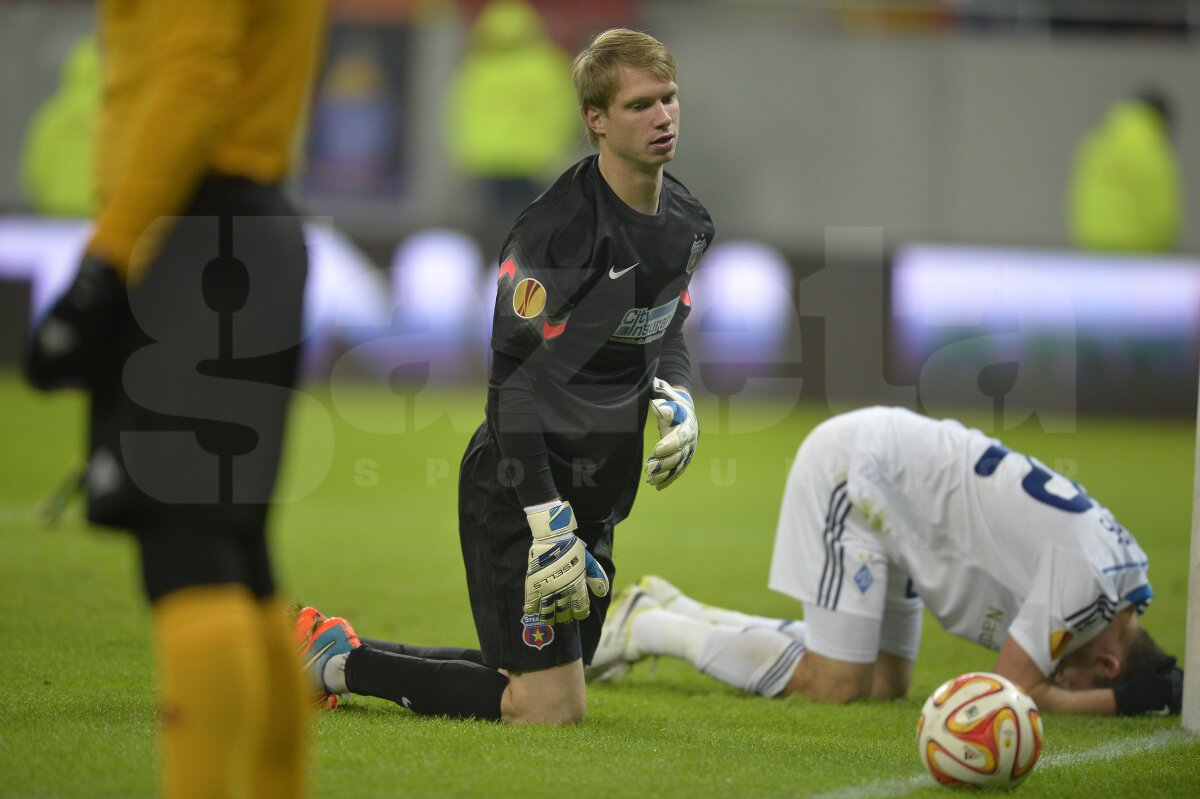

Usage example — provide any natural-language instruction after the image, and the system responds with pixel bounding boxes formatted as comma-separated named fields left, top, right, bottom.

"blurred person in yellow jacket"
left=447, top=0, right=579, bottom=237
left=1069, top=90, right=1181, bottom=253
left=20, top=35, right=101, bottom=218
left=24, top=2, right=327, bottom=797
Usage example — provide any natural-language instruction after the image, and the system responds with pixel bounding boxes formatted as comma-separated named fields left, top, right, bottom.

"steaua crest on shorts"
left=513, top=278, right=546, bottom=319
left=685, top=234, right=707, bottom=274
left=521, top=613, right=555, bottom=650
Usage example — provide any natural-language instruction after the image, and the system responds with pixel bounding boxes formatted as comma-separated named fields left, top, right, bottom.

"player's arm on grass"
left=992, top=636, right=1117, bottom=715
left=994, top=612, right=1182, bottom=715
left=993, top=545, right=1161, bottom=715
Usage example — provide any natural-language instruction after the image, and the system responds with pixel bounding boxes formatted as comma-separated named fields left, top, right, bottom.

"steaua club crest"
left=513, top=277, right=546, bottom=319
left=521, top=613, right=555, bottom=650
left=685, top=234, right=707, bottom=274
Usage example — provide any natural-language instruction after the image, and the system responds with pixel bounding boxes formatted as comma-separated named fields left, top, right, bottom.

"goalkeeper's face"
left=588, top=66, right=680, bottom=171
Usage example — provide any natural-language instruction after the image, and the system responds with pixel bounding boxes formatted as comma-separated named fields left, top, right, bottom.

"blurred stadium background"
left=3, top=3, right=1200, bottom=795
left=1, top=0, right=1198, bottom=423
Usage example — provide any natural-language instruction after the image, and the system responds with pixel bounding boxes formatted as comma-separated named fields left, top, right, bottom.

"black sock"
left=345, top=646, right=508, bottom=720
left=359, top=638, right=486, bottom=666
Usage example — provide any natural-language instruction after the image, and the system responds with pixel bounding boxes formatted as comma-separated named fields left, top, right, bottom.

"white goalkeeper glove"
left=524, top=500, right=610, bottom=625
left=645, top=378, right=698, bottom=490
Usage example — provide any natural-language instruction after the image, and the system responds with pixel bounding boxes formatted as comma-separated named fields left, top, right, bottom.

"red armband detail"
left=498, top=257, right=517, bottom=282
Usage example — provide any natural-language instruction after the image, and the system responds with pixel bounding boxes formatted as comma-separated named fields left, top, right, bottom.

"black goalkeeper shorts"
left=457, top=423, right=615, bottom=672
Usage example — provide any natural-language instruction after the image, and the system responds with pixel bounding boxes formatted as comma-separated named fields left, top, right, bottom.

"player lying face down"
left=589, top=407, right=1182, bottom=717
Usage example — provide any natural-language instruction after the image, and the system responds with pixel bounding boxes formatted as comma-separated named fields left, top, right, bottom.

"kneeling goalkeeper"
left=296, top=28, right=715, bottom=724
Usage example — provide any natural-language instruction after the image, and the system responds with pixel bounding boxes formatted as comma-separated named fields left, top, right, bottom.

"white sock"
left=323, top=652, right=350, bottom=694
left=775, top=619, right=806, bottom=643
left=631, top=609, right=805, bottom=697
left=631, top=608, right=710, bottom=662
left=659, top=589, right=804, bottom=639
left=697, top=627, right=806, bottom=697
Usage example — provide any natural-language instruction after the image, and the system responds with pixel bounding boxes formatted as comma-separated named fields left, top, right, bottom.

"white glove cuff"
left=526, top=500, right=577, bottom=541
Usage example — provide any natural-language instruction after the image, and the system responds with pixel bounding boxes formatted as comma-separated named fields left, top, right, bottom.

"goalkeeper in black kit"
left=296, top=28, right=715, bottom=724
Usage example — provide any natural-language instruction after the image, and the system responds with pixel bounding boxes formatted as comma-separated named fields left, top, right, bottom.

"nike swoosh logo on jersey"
left=609, top=262, right=639, bottom=279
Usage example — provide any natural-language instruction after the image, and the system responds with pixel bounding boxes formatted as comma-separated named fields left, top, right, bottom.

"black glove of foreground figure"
left=25, top=255, right=123, bottom=390
left=1113, top=655, right=1183, bottom=716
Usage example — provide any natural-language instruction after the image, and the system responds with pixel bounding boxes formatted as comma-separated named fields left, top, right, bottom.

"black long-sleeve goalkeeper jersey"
left=485, top=155, right=714, bottom=523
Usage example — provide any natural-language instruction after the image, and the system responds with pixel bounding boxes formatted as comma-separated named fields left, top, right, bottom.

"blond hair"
left=571, top=28, right=676, bottom=147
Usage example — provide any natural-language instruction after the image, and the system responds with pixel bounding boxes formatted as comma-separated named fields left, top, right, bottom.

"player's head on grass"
left=1050, top=608, right=1173, bottom=691
left=572, top=28, right=676, bottom=149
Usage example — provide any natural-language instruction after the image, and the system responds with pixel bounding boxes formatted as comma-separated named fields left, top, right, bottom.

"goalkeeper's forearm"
left=492, top=350, right=557, bottom=506
left=656, top=319, right=692, bottom=392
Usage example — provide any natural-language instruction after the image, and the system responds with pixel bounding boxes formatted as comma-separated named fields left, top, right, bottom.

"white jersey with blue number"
left=841, top=407, right=1151, bottom=676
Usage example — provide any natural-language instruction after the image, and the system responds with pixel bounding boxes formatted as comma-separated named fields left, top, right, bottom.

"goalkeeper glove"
left=1113, top=655, right=1183, bottom=716
left=25, top=255, right=123, bottom=391
left=645, top=378, right=698, bottom=490
left=524, top=500, right=610, bottom=625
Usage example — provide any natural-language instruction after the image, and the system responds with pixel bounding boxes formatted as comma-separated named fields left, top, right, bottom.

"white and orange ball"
left=916, top=672, right=1043, bottom=790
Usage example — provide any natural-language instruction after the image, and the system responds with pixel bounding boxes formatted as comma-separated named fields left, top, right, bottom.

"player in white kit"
left=589, top=407, right=1182, bottom=716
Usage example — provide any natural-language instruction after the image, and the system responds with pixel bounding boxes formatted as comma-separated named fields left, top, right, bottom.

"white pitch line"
left=804, top=728, right=1198, bottom=799
left=803, top=773, right=926, bottom=799
left=1039, top=727, right=1195, bottom=769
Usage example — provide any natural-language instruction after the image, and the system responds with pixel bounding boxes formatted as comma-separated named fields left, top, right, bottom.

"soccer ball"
left=916, top=672, right=1043, bottom=789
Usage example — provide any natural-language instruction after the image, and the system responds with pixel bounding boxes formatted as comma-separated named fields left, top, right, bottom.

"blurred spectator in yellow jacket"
left=447, top=0, right=579, bottom=235
left=1069, top=90, right=1181, bottom=253
left=21, top=35, right=101, bottom=217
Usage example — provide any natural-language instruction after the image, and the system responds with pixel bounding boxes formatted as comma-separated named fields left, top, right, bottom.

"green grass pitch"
left=1, top=372, right=1197, bottom=797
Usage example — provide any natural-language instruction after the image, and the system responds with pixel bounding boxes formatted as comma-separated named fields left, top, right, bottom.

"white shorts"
left=767, top=413, right=923, bottom=663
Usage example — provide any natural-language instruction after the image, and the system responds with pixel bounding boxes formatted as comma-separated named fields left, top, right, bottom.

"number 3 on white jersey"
left=973, top=444, right=1093, bottom=514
